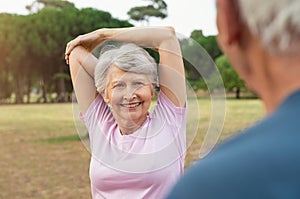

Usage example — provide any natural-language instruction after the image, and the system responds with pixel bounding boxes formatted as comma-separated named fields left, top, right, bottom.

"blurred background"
left=0, top=0, right=252, bottom=104
left=0, top=1, right=263, bottom=198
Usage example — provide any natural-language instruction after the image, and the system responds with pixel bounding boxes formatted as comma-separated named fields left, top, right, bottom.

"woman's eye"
left=113, top=83, right=125, bottom=89
left=134, top=82, right=145, bottom=86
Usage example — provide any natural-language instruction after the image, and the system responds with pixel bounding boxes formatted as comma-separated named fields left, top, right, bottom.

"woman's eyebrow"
left=111, top=80, right=123, bottom=84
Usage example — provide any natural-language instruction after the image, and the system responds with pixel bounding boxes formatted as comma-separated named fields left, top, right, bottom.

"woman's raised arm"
left=66, top=26, right=186, bottom=107
left=68, top=46, right=98, bottom=114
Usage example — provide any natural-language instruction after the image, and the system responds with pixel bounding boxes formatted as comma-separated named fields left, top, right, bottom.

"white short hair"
left=238, top=0, right=300, bottom=54
left=94, top=43, right=158, bottom=94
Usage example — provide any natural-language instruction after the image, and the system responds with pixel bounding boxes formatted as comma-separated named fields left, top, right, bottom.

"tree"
left=0, top=14, right=34, bottom=103
left=0, top=0, right=132, bottom=104
left=215, top=55, right=246, bottom=98
left=27, top=0, right=132, bottom=103
left=127, top=0, right=167, bottom=24
left=190, top=30, right=222, bottom=60
left=179, top=30, right=224, bottom=91
left=26, top=0, right=75, bottom=13
left=0, top=15, right=11, bottom=101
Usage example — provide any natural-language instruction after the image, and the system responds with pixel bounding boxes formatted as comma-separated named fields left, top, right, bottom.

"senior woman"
left=65, top=26, right=187, bottom=199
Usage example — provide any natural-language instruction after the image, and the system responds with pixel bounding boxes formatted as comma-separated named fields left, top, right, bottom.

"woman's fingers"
left=65, top=41, right=74, bottom=55
left=65, top=44, right=70, bottom=64
left=65, top=39, right=78, bottom=64
left=64, top=32, right=98, bottom=64
left=65, top=43, right=74, bottom=64
left=65, top=53, right=69, bottom=65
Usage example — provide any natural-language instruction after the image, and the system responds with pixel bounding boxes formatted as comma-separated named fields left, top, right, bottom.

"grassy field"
left=0, top=98, right=264, bottom=199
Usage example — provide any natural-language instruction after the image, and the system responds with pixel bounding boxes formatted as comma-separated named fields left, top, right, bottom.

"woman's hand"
left=65, top=29, right=107, bottom=64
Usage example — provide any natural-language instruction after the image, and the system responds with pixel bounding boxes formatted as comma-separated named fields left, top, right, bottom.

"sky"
left=0, top=0, right=218, bottom=37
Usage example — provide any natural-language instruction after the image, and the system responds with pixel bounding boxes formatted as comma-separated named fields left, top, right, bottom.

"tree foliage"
left=215, top=55, right=246, bottom=98
left=26, top=0, right=75, bottom=12
left=0, top=0, right=132, bottom=104
left=0, top=0, right=250, bottom=103
left=181, top=29, right=247, bottom=98
left=190, top=30, right=222, bottom=60
left=180, top=30, right=222, bottom=91
left=127, top=0, right=167, bottom=24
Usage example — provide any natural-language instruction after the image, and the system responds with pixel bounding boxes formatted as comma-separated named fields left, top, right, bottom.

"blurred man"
left=166, top=0, right=300, bottom=198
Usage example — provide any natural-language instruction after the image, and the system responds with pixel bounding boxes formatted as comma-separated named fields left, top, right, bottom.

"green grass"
left=0, top=98, right=265, bottom=161
left=185, top=98, right=264, bottom=165
left=0, top=99, right=265, bottom=198
left=0, top=103, right=76, bottom=138
left=43, top=134, right=80, bottom=143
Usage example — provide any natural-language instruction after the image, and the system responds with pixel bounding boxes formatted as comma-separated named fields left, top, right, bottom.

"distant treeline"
left=0, top=1, right=247, bottom=104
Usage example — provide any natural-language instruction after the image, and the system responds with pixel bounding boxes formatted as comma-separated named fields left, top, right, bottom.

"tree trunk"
left=15, top=74, right=25, bottom=104
left=236, top=87, right=240, bottom=99
left=26, top=77, right=32, bottom=104
left=36, top=79, right=47, bottom=103
left=41, top=80, right=47, bottom=103
left=56, top=65, right=67, bottom=102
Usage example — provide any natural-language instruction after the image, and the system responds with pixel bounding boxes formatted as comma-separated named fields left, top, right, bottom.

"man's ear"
left=217, top=0, right=242, bottom=46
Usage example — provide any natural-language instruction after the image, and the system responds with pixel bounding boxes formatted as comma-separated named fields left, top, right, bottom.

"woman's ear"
left=102, top=90, right=110, bottom=104
left=151, top=84, right=156, bottom=99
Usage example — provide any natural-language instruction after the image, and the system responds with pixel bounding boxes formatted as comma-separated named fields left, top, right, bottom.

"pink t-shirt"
left=81, top=92, right=187, bottom=199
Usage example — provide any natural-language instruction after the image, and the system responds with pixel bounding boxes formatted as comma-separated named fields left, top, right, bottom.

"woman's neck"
left=117, top=116, right=147, bottom=135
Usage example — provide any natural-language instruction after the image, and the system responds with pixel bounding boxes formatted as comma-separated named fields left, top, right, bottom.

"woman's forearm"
left=98, top=26, right=177, bottom=50
left=66, top=26, right=179, bottom=64
left=69, top=46, right=97, bottom=78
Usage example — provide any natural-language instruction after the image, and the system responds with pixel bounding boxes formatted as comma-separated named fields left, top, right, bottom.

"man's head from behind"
left=216, top=0, right=300, bottom=112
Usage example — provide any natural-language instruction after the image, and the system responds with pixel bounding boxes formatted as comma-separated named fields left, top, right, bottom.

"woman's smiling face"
left=103, top=65, right=155, bottom=130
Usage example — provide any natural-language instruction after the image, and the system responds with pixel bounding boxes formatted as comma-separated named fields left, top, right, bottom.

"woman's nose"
left=123, top=87, right=137, bottom=100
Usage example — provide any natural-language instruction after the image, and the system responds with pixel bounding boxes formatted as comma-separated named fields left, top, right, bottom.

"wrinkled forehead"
left=108, top=65, right=150, bottom=83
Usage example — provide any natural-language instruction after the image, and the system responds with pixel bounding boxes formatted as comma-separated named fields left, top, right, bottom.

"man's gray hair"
left=94, top=43, right=158, bottom=94
left=238, top=0, right=300, bottom=54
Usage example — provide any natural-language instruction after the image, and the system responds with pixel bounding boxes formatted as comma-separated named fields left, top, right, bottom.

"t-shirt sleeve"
left=79, top=94, right=114, bottom=149
left=152, top=91, right=187, bottom=168
left=153, top=91, right=187, bottom=126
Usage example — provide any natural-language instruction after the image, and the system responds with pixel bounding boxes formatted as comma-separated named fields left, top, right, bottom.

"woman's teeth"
left=121, top=102, right=141, bottom=108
